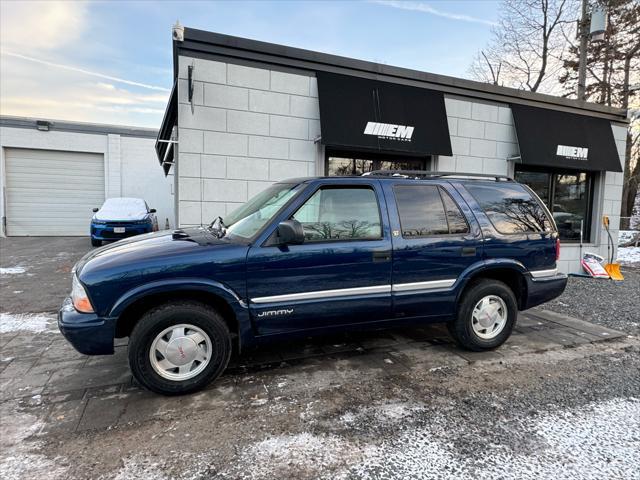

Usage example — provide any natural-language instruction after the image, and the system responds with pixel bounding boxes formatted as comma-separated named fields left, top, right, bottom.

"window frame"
left=393, top=184, right=470, bottom=239
left=514, top=165, right=595, bottom=243
left=325, top=149, right=431, bottom=176
left=290, top=184, right=384, bottom=244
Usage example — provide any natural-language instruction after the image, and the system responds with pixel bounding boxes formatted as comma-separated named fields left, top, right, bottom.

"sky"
left=0, top=0, right=501, bottom=128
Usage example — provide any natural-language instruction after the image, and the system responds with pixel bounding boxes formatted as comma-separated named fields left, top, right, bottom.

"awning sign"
left=556, top=145, right=589, bottom=160
left=316, top=72, right=451, bottom=156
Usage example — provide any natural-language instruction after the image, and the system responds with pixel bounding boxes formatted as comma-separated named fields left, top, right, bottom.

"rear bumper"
left=522, top=272, right=568, bottom=310
left=58, top=298, right=115, bottom=355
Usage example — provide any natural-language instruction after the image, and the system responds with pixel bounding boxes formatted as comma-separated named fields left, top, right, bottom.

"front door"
left=383, top=181, right=483, bottom=320
left=246, top=181, right=393, bottom=336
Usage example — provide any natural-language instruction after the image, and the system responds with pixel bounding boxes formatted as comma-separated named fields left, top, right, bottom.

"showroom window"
left=326, top=150, right=431, bottom=176
left=514, top=167, right=594, bottom=242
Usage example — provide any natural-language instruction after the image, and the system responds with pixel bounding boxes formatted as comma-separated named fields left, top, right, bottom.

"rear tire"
left=91, top=238, right=102, bottom=247
left=128, top=301, right=231, bottom=395
left=448, top=279, right=517, bottom=351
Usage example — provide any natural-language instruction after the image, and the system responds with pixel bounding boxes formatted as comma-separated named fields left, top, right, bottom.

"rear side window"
left=465, top=182, right=552, bottom=234
left=394, top=185, right=469, bottom=237
left=293, top=186, right=382, bottom=241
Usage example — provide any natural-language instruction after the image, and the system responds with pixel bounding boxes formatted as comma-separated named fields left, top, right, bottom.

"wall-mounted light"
left=36, top=120, right=51, bottom=131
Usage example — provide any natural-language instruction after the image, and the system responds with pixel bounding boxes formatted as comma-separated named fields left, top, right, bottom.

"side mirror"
left=149, top=208, right=157, bottom=213
left=277, top=219, right=304, bottom=245
left=92, top=208, right=99, bottom=212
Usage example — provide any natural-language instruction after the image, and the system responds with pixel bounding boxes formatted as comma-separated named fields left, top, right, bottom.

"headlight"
left=71, top=275, right=94, bottom=313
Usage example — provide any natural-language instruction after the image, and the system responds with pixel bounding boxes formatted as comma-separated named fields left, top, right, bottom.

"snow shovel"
left=602, top=216, right=624, bottom=281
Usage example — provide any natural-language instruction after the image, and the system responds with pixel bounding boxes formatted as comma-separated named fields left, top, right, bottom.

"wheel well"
left=114, top=290, right=239, bottom=344
left=462, top=268, right=527, bottom=310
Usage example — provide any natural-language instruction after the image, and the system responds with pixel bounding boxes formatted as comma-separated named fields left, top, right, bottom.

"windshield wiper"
left=208, top=216, right=227, bottom=238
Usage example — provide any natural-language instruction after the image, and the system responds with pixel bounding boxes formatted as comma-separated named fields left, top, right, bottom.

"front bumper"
left=523, top=272, right=568, bottom=310
left=58, top=297, right=116, bottom=355
left=91, top=223, right=152, bottom=241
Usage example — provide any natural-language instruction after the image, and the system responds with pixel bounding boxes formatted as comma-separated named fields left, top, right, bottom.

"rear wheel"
left=448, top=279, right=517, bottom=351
left=128, top=301, right=231, bottom=395
left=91, top=238, right=102, bottom=247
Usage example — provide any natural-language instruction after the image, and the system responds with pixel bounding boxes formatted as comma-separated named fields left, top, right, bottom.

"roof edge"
left=0, top=115, right=158, bottom=138
left=180, top=28, right=627, bottom=123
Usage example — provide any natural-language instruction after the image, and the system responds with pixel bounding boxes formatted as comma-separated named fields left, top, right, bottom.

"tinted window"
left=440, top=189, right=469, bottom=234
left=395, top=185, right=449, bottom=237
left=293, top=187, right=381, bottom=241
left=465, top=183, right=551, bottom=234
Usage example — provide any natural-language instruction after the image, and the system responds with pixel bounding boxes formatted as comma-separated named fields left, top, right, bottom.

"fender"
left=108, top=277, right=254, bottom=347
left=454, top=258, right=528, bottom=302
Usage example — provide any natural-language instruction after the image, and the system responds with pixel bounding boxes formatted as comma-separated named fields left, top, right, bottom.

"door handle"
left=461, top=247, right=476, bottom=256
left=373, top=251, right=391, bottom=262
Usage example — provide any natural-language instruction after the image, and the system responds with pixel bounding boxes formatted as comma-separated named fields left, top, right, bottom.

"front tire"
left=128, top=301, right=231, bottom=395
left=448, top=280, right=517, bottom=351
left=91, top=238, right=102, bottom=247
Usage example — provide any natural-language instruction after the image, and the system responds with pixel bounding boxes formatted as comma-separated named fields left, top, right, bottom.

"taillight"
left=555, top=237, right=561, bottom=261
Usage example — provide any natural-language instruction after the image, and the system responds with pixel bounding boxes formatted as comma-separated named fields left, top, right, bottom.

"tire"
left=448, top=279, right=517, bottom=351
left=91, top=238, right=102, bottom=247
left=128, top=301, right=232, bottom=395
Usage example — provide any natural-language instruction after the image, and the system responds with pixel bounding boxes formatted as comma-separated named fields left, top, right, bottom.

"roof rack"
left=363, top=170, right=513, bottom=182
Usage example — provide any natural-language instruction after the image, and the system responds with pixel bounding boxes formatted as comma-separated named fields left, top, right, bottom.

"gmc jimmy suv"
left=59, top=171, right=567, bottom=395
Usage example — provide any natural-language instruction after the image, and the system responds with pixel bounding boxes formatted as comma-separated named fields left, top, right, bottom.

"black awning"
left=511, top=104, right=622, bottom=172
left=156, top=80, right=178, bottom=175
left=316, top=72, right=452, bottom=157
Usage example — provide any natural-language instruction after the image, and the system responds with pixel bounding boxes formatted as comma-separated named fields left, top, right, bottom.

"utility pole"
left=577, top=0, right=589, bottom=101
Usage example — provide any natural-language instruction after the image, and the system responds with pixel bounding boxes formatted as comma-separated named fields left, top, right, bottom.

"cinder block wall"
left=440, top=95, right=517, bottom=176
left=176, top=56, right=319, bottom=226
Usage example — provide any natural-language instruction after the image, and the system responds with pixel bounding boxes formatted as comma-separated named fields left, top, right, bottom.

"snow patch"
left=0, top=407, right=67, bottom=479
left=0, top=266, right=26, bottom=275
left=0, top=313, right=56, bottom=334
left=617, top=246, right=640, bottom=265
left=94, top=197, right=149, bottom=221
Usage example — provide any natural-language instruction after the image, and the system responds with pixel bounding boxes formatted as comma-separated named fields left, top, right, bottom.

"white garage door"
left=5, top=148, right=105, bottom=236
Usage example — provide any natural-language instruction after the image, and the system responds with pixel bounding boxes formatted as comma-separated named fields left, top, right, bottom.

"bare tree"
left=559, top=0, right=640, bottom=221
left=469, top=0, right=572, bottom=93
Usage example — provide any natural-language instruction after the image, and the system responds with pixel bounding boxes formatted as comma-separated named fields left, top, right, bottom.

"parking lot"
left=1, top=237, right=639, bottom=479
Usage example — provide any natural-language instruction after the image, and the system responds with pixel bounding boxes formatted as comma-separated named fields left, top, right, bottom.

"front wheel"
left=128, top=301, right=232, bottom=395
left=91, top=238, right=102, bottom=247
left=448, top=280, right=517, bottom=351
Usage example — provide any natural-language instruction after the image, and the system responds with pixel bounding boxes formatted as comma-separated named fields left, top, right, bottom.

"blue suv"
left=59, top=172, right=567, bottom=395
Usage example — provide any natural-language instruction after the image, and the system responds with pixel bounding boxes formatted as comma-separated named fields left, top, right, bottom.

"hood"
left=76, top=227, right=246, bottom=280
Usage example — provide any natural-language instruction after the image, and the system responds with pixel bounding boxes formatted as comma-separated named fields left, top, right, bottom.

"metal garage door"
left=5, top=148, right=105, bottom=236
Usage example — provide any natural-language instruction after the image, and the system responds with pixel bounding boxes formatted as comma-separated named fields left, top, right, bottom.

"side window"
left=293, top=187, right=382, bottom=241
left=394, top=185, right=449, bottom=237
left=440, top=189, right=470, bottom=234
left=465, top=182, right=552, bottom=234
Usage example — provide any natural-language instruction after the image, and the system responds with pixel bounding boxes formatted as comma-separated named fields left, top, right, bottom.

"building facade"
left=0, top=116, right=175, bottom=236
left=158, top=28, right=628, bottom=274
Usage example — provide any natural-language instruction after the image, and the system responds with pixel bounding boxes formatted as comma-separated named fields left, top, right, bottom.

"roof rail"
left=363, top=170, right=513, bottom=182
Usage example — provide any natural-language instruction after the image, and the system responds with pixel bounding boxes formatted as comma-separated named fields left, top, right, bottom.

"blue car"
left=90, top=197, right=158, bottom=247
left=61, top=172, right=567, bottom=395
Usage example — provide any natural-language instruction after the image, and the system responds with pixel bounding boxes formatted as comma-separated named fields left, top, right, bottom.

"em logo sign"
left=364, top=122, right=414, bottom=141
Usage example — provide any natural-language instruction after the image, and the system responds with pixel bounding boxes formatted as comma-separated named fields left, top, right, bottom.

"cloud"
left=3, top=51, right=170, bottom=92
left=0, top=1, right=88, bottom=53
left=372, top=0, right=497, bottom=26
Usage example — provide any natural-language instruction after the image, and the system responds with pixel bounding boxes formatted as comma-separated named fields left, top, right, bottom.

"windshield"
left=222, top=183, right=302, bottom=240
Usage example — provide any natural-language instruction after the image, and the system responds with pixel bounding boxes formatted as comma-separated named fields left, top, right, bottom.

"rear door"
left=246, top=180, right=393, bottom=335
left=383, top=181, right=483, bottom=320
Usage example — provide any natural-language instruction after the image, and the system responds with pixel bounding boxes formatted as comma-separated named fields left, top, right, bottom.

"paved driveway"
left=1, top=236, right=639, bottom=479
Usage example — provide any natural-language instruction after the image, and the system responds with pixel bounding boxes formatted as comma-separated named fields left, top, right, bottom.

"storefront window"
left=515, top=167, right=593, bottom=242
left=326, top=151, right=430, bottom=176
